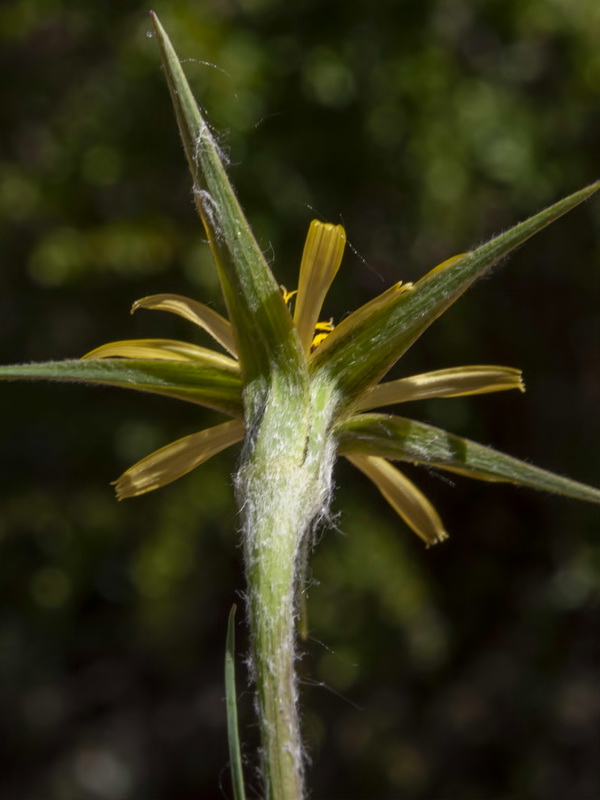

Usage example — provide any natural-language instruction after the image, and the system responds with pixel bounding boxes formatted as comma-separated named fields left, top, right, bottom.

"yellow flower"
left=3, top=12, right=597, bottom=547
left=1, top=18, right=597, bottom=798
left=83, top=218, right=590, bottom=547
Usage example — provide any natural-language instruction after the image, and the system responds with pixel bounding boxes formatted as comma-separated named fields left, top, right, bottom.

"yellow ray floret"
left=131, top=294, right=237, bottom=357
left=294, top=220, right=346, bottom=352
left=345, top=454, right=448, bottom=546
left=281, top=282, right=336, bottom=351
left=113, top=418, right=244, bottom=500
left=356, top=365, right=524, bottom=410
left=82, top=338, right=240, bottom=372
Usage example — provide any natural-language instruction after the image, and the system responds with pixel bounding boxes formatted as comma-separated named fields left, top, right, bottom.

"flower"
left=2, top=16, right=598, bottom=549
left=1, top=17, right=597, bottom=798
left=80, top=216, right=599, bottom=545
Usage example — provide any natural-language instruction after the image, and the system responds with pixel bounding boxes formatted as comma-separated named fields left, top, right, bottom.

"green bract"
left=150, top=14, right=307, bottom=396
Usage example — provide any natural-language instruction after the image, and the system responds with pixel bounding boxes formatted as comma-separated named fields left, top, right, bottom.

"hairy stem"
left=237, top=381, right=336, bottom=800
left=242, top=463, right=306, bottom=799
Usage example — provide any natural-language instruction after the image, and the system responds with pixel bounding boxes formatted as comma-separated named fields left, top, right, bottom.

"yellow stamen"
left=280, top=285, right=298, bottom=306
left=311, top=333, right=330, bottom=350
left=310, top=319, right=335, bottom=351
left=314, top=320, right=334, bottom=333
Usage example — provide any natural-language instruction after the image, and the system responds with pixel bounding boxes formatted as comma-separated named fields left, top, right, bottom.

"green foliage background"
left=0, top=1, right=598, bottom=798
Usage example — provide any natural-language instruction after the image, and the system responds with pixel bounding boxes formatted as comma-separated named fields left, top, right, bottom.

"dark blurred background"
left=0, top=1, right=598, bottom=798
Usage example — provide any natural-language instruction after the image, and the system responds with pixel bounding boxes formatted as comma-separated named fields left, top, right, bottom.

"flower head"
left=79, top=210, right=598, bottom=544
left=2, top=16, right=598, bottom=549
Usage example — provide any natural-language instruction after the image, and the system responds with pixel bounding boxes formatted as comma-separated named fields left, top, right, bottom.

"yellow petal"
left=82, top=339, right=240, bottom=372
left=132, top=294, right=237, bottom=357
left=113, top=419, right=244, bottom=499
left=356, top=365, right=524, bottom=410
left=294, top=220, right=346, bottom=352
left=345, top=454, right=448, bottom=546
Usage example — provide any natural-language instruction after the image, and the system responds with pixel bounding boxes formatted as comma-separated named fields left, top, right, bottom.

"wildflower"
left=1, top=14, right=598, bottom=799
left=66, top=210, right=592, bottom=544
left=1, top=20, right=597, bottom=545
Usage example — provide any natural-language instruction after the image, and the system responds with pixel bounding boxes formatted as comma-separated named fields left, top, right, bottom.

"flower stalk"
left=242, top=471, right=306, bottom=799
left=239, top=452, right=322, bottom=799
left=237, top=368, right=337, bottom=798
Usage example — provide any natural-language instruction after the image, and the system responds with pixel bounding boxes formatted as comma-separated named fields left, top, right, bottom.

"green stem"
left=243, top=466, right=305, bottom=799
left=237, top=380, right=336, bottom=800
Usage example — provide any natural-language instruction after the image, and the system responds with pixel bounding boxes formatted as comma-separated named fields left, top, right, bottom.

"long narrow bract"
left=150, top=13, right=307, bottom=392
left=312, top=182, right=600, bottom=408
left=337, top=413, right=600, bottom=505
left=0, top=359, right=243, bottom=416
